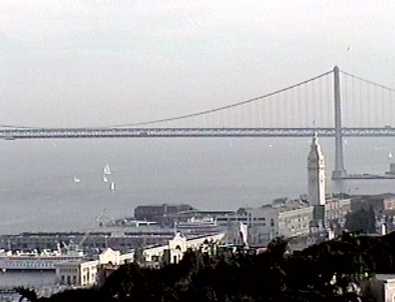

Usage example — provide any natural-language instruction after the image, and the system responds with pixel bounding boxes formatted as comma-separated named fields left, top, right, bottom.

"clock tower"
left=307, top=133, right=326, bottom=206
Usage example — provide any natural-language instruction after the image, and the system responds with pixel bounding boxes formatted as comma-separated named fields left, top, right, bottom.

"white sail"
left=109, top=182, right=116, bottom=192
left=103, top=175, right=108, bottom=183
left=73, top=176, right=81, bottom=183
left=103, top=164, right=112, bottom=175
left=389, top=152, right=393, bottom=159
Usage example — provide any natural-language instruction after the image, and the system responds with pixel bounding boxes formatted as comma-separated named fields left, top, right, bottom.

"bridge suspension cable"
left=4, top=67, right=395, bottom=130
left=340, top=69, right=395, bottom=128
left=340, top=70, right=395, bottom=92
left=106, top=69, right=334, bottom=128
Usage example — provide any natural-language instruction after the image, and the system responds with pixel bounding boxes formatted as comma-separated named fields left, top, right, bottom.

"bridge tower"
left=332, top=66, right=347, bottom=179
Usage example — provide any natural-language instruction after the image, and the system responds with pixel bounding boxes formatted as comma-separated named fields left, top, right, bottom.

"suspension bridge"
left=2, top=66, right=395, bottom=180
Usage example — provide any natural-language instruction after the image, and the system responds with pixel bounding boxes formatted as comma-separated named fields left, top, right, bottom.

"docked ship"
left=0, top=248, right=84, bottom=271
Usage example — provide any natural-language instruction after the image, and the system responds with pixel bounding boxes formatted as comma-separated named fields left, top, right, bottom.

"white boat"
left=389, top=152, right=393, bottom=159
left=73, top=176, right=81, bottom=183
left=103, top=164, right=112, bottom=175
left=103, top=175, right=108, bottom=183
left=109, top=182, right=116, bottom=192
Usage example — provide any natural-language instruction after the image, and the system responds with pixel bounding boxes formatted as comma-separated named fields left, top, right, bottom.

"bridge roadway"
left=1, top=127, right=395, bottom=139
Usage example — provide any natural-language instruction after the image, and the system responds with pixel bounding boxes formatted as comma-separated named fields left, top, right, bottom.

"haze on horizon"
left=1, top=0, right=395, bottom=127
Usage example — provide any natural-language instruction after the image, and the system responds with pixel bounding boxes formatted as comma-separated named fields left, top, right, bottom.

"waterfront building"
left=142, top=232, right=224, bottom=266
left=217, top=206, right=278, bottom=246
left=216, top=200, right=314, bottom=246
left=307, top=133, right=326, bottom=207
left=0, top=230, right=176, bottom=253
left=134, top=203, right=195, bottom=225
left=174, top=217, right=223, bottom=236
left=56, top=259, right=98, bottom=287
left=323, top=196, right=351, bottom=228
left=55, top=232, right=224, bottom=287
left=277, top=201, right=314, bottom=238
left=351, top=193, right=395, bottom=214
left=0, top=248, right=85, bottom=271
left=173, top=210, right=235, bottom=222
left=350, top=193, right=395, bottom=234
left=55, top=248, right=121, bottom=287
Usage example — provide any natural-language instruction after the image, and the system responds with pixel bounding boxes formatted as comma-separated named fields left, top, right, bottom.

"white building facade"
left=217, top=201, right=314, bottom=246
left=278, top=204, right=314, bottom=238
left=55, top=248, right=123, bottom=287
left=217, top=206, right=279, bottom=246
left=143, top=232, right=225, bottom=265
left=56, top=260, right=98, bottom=287
left=307, top=133, right=326, bottom=206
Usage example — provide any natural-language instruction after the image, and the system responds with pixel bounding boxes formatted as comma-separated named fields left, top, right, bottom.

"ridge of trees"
left=18, top=232, right=395, bottom=302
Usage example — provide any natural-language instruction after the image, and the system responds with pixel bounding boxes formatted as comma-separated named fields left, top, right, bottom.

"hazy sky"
left=1, top=0, right=395, bottom=127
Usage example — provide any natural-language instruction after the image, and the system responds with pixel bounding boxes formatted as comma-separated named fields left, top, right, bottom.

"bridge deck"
left=1, top=127, right=395, bottom=139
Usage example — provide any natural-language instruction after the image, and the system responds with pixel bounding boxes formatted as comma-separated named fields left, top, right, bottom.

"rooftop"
left=275, top=199, right=311, bottom=212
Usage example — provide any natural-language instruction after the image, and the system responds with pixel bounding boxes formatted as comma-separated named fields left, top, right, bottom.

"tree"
left=267, top=237, right=288, bottom=259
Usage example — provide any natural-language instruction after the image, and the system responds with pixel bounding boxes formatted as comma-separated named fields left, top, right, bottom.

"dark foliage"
left=15, top=287, right=38, bottom=302
left=25, top=232, right=395, bottom=302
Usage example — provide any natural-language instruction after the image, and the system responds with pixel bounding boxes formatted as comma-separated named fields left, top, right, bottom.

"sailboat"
left=109, top=182, right=116, bottom=192
left=389, top=152, right=393, bottom=160
left=73, top=176, right=81, bottom=184
left=103, top=175, right=109, bottom=183
left=103, top=164, right=112, bottom=175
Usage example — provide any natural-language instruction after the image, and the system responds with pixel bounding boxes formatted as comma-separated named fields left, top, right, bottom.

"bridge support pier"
left=332, top=66, right=347, bottom=179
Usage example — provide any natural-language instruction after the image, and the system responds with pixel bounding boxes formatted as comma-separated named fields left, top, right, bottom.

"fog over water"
left=0, top=137, right=394, bottom=234
left=1, top=1, right=395, bottom=234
